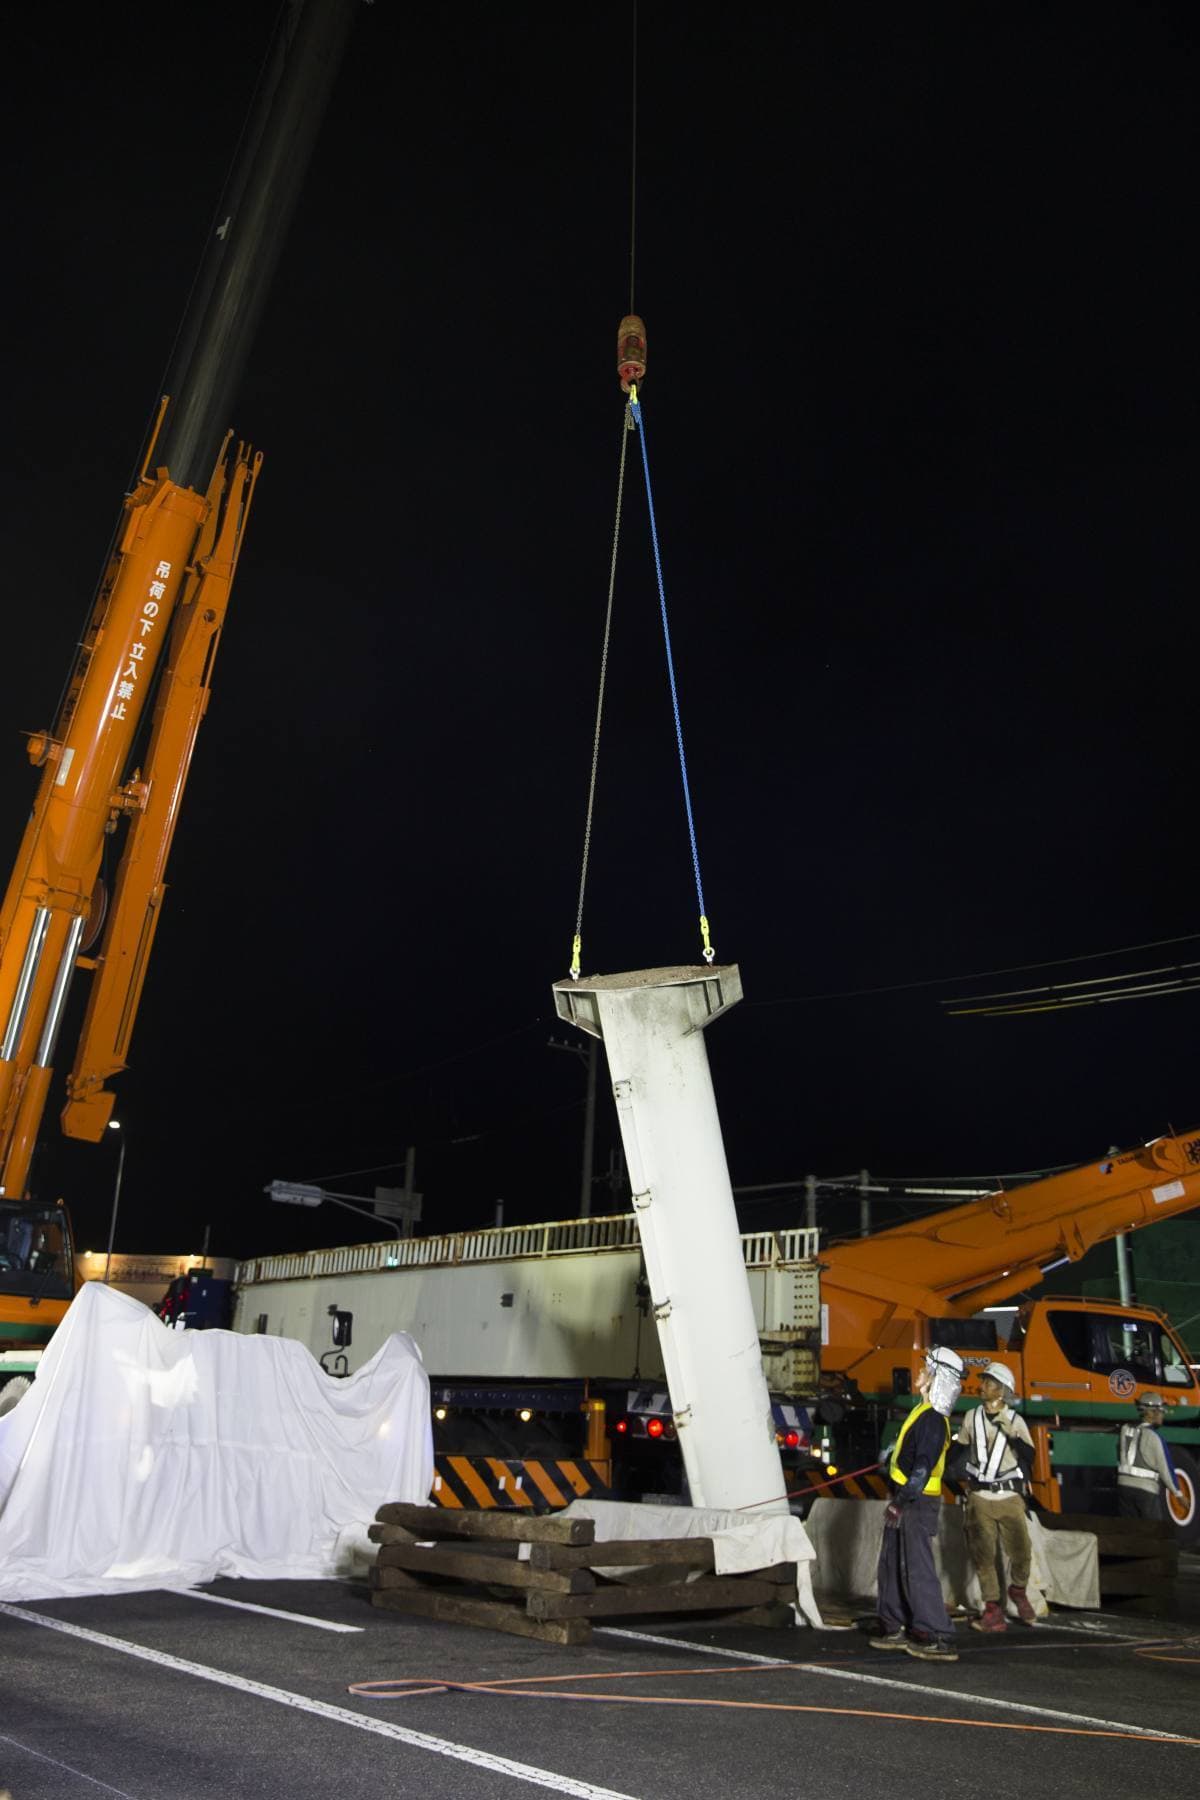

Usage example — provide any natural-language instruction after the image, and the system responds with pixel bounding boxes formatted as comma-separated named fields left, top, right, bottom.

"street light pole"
left=264, top=1181, right=405, bottom=1238
left=103, top=1120, right=125, bottom=1284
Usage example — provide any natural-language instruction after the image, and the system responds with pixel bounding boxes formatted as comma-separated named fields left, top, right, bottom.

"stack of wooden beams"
left=369, top=1502, right=799, bottom=1645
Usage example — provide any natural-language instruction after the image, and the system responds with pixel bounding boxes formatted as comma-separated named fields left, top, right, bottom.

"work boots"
left=971, top=1600, right=1007, bottom=1633
left=1008, top=1583, right=1037, bottom=1625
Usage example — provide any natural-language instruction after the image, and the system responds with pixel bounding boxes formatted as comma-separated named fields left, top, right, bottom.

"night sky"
left=4, top=4, right=1198, bottom=1262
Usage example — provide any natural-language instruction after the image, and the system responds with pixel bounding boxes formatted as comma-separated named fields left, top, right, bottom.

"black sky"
left=3, top=3, right=1198, bottom=1259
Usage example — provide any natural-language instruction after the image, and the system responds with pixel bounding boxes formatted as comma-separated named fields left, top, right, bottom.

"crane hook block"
left=617, top=314, right=647, bottom=393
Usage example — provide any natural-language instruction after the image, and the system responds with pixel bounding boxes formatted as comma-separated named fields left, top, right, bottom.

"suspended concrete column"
left=553, top=965, right=788, bottom=1515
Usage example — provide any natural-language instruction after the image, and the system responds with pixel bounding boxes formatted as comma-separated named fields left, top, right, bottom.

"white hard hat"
left=1137, top=1391, right=1166, bottom=1412
left=927, top=1345, right=965, bottom=1376
left=982, top=1361, right=1016, bottom=1392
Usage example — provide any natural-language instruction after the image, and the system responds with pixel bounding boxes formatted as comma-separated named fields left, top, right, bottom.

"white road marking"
left=0, top=1605, right=641, bottom=1798
left=186, top=1588, right=364, bottom=1631
left=0, top=1728, right=138, bottom=1797
left=1044, top=1616, right=1164, bottom=1641
left=597, top=1625, right=790, bottom=1666
left=597, top=1625, right=1197, bottom=1744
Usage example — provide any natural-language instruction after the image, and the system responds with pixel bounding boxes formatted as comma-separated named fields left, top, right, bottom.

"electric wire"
left=945, top=966, right=1200, bottom=1017
left=748, top=930, right=1200, bottom=1010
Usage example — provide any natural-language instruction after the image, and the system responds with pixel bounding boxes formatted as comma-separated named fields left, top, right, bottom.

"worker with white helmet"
left=953, top=1359, right=1037, bottom=1631
left=1117, top=1392, right=1182, bottom=1520
left=869, top=1343, right=964, bottom=1663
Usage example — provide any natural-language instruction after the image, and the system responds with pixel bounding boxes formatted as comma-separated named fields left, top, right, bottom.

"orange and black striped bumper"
left=430, top=1453, right=614, bottom=1511
left=792, top=1467, right=889, bottom=1499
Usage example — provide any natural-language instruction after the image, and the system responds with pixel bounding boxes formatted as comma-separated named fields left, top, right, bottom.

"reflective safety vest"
left=1118, top=1423, right=1163, bottom=1486
left=888, top=1399, right=950, bottom=1496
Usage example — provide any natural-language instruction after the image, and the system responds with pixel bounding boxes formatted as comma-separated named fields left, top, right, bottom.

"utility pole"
left=580, top=1038, right=598, bottom=1218
left=548, top=1035, right=600, bottom=1219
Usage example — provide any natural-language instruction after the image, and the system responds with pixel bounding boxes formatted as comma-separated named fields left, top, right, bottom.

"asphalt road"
left=2, top=1564, right=1198, bottom=1800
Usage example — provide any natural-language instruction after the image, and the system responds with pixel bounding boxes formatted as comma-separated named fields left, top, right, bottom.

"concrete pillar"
left=554, top=965, right=787, bottom=1514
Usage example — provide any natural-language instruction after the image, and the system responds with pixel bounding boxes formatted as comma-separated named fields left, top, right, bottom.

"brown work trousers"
left=963, top=1491, right=1031, bottom=1603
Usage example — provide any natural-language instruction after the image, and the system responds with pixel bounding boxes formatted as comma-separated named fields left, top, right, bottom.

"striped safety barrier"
left=430, top=1454, right=614, bottom=1512
left=792, top=1466, right=889, bottom=1500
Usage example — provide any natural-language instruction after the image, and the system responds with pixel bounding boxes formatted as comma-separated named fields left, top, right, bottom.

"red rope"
left=786, top=1459, right=884, bottom=1499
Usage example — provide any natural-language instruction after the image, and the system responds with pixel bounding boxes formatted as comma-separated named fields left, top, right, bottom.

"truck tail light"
left=646, top=1417, right=665, bottom=1439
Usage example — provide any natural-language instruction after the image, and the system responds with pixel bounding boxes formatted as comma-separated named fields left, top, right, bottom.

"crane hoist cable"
left=569, top=4, right=714, bottom=978
left=570, top=410, right=629, bottom=983
left=568, top=321, right=715, bottom=979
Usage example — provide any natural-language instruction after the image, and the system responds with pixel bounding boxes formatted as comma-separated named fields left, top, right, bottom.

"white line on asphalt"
left=597, top=1625, right=1197, bottom=1744
left=185, top=1588, right=364, bottom=1631
left=0, top=1728, right=138, bottom=1797
left=596, top=1626, right=790, bottom=1665
left=1043, top=1617, right=1164, bottom=1641
left=0, top=1605, right=641, bottom=1799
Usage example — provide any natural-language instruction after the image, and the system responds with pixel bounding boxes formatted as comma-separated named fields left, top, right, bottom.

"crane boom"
left=818, top=1127, right=1200, bottom=1360
left=0, top=0, right=357, bottom=1204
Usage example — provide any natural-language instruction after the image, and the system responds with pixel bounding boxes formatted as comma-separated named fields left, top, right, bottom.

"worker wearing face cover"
left=870, top=1344, right=964, bottom=1663
left=1117, top=1393, right=1182, bottom=1520
left=955, top=1361, right=1037, bottom=1631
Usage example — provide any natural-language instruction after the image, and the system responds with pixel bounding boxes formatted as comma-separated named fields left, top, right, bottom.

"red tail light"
left=646, top=1416, right=665, bottom=1439
left=614, top=1417, right=629, bottom=1435
left=783, top=1429, right=801, bottom=1449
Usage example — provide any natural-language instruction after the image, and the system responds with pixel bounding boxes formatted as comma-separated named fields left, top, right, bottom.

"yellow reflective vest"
left=888, top=1399, right=950, bottom=1497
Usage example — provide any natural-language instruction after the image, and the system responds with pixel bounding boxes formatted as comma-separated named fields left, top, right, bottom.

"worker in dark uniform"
left=870, top=1344, right=964, bottom=1663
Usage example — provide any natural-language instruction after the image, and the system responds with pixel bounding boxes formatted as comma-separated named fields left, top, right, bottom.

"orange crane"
left=813, top=1129, right=1200, bottom=1533
left=0, top=0, right=359, bottom=1398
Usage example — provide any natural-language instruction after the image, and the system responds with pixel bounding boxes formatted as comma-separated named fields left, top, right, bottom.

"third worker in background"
left=1117, top=1392, right=1182, bottom=1520
left=955, top=1360, right=1037, bottom=1631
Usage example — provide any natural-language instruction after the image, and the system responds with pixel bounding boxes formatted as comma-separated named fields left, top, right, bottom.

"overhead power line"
left=746, top=931, right=1200, bottom=1010
left=944, top=961, right=1200, bottom=1018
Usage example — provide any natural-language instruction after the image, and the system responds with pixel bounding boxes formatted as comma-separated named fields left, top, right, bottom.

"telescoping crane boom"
left=819, top=1127, right=1200, bottom=1369
left=0, top=0, right=359, bottom=1381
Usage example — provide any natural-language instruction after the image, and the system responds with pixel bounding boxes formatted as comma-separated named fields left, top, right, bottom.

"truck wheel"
left=1166, top=1450, right=1200, bottom=1547
left=0, top=1375, right=31, bottom=1417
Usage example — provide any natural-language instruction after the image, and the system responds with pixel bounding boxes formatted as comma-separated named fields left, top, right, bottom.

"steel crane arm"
left=62, top=437, right=261, bottom=1143
left=819, top=1129, right=1200, bottom=1317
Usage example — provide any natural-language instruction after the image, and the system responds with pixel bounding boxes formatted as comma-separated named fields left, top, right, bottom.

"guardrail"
left=235, top=1215, right=819, bottom=1286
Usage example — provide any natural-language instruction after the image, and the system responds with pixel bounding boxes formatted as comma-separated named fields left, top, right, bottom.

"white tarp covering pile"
left=805, top=1495, right=1100, bottom=1615
left=0, top=1281, right=433, bottom=1602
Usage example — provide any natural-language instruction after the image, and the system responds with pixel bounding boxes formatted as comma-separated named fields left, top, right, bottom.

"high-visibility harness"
left=967, top=1406, right=1025, bottom=1491
left=1118, top=1423, right=1164, bottom=1484
left=888, top=1400, right=950, bottom=1497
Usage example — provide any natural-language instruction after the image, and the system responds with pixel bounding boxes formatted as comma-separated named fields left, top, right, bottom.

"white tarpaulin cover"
left=0, top=1281, right=433, bottom=1602
left=805, top=1496, right=1101, bottom=1615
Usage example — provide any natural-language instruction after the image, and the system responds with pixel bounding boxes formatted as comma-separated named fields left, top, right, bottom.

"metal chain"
left=570, top=407, right=631, bottom=979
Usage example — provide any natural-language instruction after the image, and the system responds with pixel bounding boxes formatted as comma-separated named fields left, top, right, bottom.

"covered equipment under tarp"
left=805, top=1496, right=1100, bottom=1615
left=0, top=1281, right=432, bottom=1602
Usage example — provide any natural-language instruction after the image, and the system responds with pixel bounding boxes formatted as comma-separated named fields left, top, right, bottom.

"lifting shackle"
left=617, top=314, right=647, bottom=393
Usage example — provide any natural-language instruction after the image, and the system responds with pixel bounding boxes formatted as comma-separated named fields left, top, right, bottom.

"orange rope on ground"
left=347, top=1658, right=1200, bottom=1744
left=1134, top=1634, right=1200, bottom=1666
